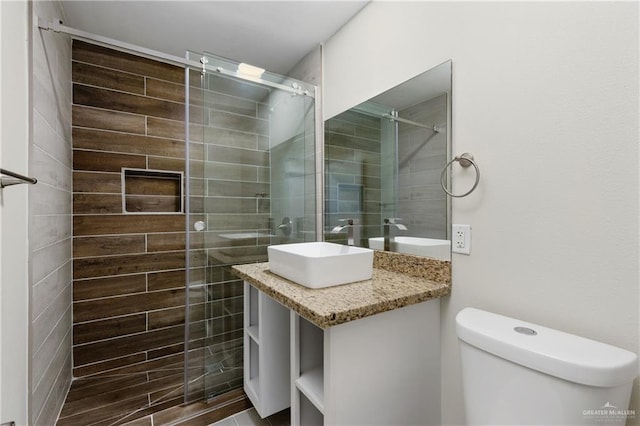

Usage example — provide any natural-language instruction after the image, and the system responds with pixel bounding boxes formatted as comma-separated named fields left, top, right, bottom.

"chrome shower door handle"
left=194, top=221, right=206, bottom=231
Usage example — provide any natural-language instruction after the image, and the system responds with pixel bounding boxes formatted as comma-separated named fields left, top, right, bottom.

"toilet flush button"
left=514, top=326, right=537, bottom=336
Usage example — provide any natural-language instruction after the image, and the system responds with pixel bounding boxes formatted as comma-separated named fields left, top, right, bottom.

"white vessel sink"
left=368, top=236, right=451, bottom=261
left=268, top=242, right=374, bottom=289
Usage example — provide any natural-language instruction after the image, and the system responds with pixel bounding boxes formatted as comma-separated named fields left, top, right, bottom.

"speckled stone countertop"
left=232, top=251, right=451, bottom=329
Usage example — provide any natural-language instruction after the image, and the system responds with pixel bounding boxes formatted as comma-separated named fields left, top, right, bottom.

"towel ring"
left=440, top=153, right=480, bottom=198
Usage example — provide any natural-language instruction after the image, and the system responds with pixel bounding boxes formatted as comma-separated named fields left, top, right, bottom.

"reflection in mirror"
left=324, top=60, right=452, bottom=260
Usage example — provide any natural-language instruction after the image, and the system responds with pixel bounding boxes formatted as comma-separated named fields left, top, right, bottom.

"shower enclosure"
left=183, top=52, right=317, bottom=402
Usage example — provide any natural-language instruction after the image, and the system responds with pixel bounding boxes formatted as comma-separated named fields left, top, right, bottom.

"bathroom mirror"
left=324, top=60, right=452, bottom=261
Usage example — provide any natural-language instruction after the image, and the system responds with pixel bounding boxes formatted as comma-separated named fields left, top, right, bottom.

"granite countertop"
left=232, top=251, right=451, bottom=329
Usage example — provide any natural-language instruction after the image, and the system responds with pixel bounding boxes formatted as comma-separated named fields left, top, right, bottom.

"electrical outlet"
left=452, top=224, right=471, bottom=255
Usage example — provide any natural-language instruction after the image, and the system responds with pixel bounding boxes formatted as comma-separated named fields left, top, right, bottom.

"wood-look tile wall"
left=71, top=40, right=194, bottom=378
left=397, top=95, right=448, bottom=239
left=324, top=110, right=383, bottom=246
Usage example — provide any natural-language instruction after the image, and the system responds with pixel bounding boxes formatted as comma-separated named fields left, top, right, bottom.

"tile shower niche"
left=122, top=168, right=184, bottom=214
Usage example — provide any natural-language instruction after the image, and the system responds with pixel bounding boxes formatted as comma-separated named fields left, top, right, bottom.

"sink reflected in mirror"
left=268, top=242, right=373, bottom=289
left=368, top=236, right=450, bottom=261
left=324, top=60, right=452, bottom=264
left=219, top=232, right=275, bottom=240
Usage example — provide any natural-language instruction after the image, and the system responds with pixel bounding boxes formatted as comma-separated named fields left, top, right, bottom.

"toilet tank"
left=456, top=308, right=638, bottom=426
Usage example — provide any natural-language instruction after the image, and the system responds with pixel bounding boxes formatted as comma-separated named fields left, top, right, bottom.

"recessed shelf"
left=247, top=375, right=260, bottom=402
left=249, top=285, right=259, bottom=328
left=294, top=315, right=324, bottom=421
left=122, top=168, right=183, bottom=214
left=337, top=183, right=364, bottom=213
left=295, top=367, right=324, bottom=414
left=247, top=325, right=260, bottom=344
left=249, top=338, right=259, bottom=379
left=299, top=391, right=324, bottom=426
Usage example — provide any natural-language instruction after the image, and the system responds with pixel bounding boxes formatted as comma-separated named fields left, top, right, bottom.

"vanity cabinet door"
left=243, top=282, right=291, bottom=418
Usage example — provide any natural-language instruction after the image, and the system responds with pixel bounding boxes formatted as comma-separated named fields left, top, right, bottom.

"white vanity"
left=233, top=250, right=450, bottom=426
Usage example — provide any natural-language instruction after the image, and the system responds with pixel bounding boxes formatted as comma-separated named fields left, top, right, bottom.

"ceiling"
left=60, top=1, right=369, bottom=75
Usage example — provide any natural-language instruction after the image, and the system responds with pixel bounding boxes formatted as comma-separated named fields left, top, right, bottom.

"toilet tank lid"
left=456, top=308, right=638, bottom=387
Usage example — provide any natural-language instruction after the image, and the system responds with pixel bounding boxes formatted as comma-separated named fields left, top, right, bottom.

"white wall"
left=324, top=2, right=639, bottom=425
left=0, top=1, right=30, bottom=424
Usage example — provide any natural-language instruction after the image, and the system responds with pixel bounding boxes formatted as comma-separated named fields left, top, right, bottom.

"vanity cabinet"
left=243, top=283, right=291, bottom=418
left=235, top=254, right=450, bottom=425
left=291, top=299, right=441, bottom=426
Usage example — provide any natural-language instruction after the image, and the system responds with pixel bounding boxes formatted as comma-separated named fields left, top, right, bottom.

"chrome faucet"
left=383, top=218, right=408, bottom=251
left=331, top=218, right=359, bottom=246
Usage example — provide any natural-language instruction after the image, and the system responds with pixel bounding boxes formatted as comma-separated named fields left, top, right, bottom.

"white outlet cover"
left=452, top=224, right=471, bottom=255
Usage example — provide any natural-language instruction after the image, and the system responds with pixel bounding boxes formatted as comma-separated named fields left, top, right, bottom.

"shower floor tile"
left=56, top=366, right=252, bottom=425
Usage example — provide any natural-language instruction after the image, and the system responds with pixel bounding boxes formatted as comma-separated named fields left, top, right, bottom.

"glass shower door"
left=184, top=52, right=316, bottom=402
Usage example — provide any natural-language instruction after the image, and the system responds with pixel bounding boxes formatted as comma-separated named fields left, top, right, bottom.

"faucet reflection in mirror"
left=330, top=218, right=358, bottom=246
left=383, top=218, right=407, bottom=251
left=324, top=60, right=452, bottom=260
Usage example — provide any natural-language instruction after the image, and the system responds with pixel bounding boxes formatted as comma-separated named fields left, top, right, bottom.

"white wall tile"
left=32, top=282, right=71, bottom=354
left=32, top=350, right=71, bottom=426
left=31, top=214, right=71, bottom=252
left=32, top=260, right=71, bottom=319
left=30, top=182, right=71, bottom=216
left=32, top=241, right=71, bottom=285
left=30, top=2, right=72, bottom=423
left=33, top=111, right=71, bottom=168
left=31, top=307, right=71, bottom=390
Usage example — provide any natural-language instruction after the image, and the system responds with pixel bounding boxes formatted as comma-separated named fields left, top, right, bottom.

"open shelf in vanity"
left=243, top=282, right=290, bottom=418
left=292, top=314, right=325, bottom=423
left=289, top=301, right=442, bottom=425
